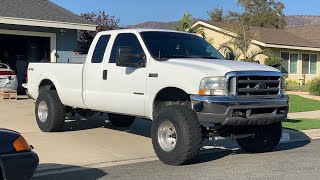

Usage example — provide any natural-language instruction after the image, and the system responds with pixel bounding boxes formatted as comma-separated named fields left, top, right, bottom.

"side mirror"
left=116, top=46, right=146, bottom=68
left=225, top=52, right=235, bottom=60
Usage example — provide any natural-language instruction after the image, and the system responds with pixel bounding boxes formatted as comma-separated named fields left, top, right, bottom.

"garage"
left=0, top=34, right=50, bottom=93
left=0, top=0, right=96, bottom=93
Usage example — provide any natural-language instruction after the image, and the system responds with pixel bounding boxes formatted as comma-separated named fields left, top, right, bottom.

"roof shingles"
left=202, top=20, right=320, bottom=49
left=0, top=0, right=93, bottom=25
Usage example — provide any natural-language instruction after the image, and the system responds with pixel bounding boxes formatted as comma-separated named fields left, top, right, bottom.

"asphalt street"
left=34, top=139, right=320, bottom=180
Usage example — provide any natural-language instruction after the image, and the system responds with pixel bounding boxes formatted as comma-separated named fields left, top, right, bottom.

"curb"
left=284, top=128, right=320, bottom=142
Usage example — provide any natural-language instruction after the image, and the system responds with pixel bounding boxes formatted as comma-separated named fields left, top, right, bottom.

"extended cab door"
left=84, top=33, right=148, bottom=117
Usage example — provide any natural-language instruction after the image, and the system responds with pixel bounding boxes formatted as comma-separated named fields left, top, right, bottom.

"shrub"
left=286, top=79, right=299, bottom=86
left=286, top=85, right=309, bottom=92
left=264, top=57, right=283, bottom=68
left=309, top=77, right=320, bottom=96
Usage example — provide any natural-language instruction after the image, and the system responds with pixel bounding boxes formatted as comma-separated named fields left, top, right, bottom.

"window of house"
left=281, top=52, right=298, bottom=74
left=302, top=53, right=317, bottom=74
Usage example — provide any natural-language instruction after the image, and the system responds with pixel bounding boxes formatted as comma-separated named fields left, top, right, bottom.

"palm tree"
left=218, top=22, right=264, bottom=62
left=176, top=13, right=206, bottom=39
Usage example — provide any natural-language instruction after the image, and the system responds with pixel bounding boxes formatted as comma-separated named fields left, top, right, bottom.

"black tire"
left=152, top=105, right=203, bottom=166
left=35, top=90, right=66, bottom=132
left=236, top=122, right=282, bottom=153
left=108, top=113, right=135, bottom=127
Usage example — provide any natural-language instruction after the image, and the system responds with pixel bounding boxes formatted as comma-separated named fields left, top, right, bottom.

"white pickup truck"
left=26, top=29, right=289, bottom=165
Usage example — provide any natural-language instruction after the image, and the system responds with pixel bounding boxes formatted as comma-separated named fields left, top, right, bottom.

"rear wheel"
left=152, top=105, right=203, bottom=165
left=35, top=90, right=66, bottom=132
left=236, top=122, right=282, bottom=153
left=108, top=113, right=135, bottom=127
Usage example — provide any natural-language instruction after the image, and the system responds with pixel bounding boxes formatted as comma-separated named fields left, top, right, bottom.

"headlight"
left=199, top=77, right=227, bottom=96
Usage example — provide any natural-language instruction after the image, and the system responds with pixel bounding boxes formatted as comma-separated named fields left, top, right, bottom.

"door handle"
left=103, top=70, right=108, bottom=80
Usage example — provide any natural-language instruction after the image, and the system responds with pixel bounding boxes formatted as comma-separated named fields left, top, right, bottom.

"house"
left=192, top=21, right=320, bottom=83
left=0, top=0, right=96, bottom=91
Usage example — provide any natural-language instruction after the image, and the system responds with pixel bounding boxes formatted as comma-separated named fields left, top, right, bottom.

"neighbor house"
left=192, top=21, right=320, bottom=83
left=0, top=0, right=96, bottom=89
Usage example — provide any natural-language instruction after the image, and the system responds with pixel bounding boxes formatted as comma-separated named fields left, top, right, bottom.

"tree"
left=219, top=22, right=265, bottom=62
left=208, top=7, right=224, bottom=22
left=176, top=12, right=193, bottom=32
left=208, top=0, right=286, bottom=29
left=80, top=11, right=120, bottom=53
left=176, top=13, right=207, bottom=39
left=232, top=0, right=286, bottom=29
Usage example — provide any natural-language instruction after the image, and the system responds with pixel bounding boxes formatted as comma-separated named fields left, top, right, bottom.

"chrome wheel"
left=38, top=101, right=48, bottom=123
left=158, top=121, right=177, bottom=152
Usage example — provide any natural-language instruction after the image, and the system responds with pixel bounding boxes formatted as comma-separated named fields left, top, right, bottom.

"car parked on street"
left=0, top=129, right=39, bottom=180
left=26, top=29, right=289, bottom=165
left=0, top=63, right=18, bottom=90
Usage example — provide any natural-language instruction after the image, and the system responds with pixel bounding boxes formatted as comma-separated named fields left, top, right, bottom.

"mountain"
left=126, top=21, right=179, bottom=30
left=285, top=15, right=320, bottom=27
left=126, top=15, right=320, bottom=30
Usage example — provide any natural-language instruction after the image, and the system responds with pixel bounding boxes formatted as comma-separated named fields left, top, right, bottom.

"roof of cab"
left=97, top=28, right=192, bottom=35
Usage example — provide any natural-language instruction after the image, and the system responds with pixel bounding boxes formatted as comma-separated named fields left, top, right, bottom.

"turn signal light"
left=13, top=136, right=31, bottom=152
left=199, top=89, right=205, bottom=95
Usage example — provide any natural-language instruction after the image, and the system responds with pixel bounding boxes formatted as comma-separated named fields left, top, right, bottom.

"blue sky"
left=51, top=0, right=320, bottom=26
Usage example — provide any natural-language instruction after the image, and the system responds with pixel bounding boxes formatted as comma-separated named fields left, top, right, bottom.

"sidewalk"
left=288, top=110, right=320, bottom=119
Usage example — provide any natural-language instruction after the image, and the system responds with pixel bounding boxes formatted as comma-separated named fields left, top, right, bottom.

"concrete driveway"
left=0, top=97, right=156, bottom=170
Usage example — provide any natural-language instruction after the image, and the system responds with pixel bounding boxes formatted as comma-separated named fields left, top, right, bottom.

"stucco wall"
left=0, top=24, right=77, bottom=63
left=201, top=26, right=268, bottom=63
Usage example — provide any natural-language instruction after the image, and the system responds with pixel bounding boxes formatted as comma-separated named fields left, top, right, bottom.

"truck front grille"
left=228, top=72, right=281, bottom=98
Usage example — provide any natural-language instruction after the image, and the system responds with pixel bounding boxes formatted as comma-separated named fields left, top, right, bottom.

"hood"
left=165, top=58, right=280, bottom=76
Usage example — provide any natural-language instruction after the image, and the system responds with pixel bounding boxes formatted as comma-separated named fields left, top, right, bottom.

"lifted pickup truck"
left=26, top=29, right=289, bottom=165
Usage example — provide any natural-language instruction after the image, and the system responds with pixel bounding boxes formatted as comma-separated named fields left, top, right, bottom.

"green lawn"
left=289, top=94, right=320, bottom=113
left=283, top=119, right=320, bottom=131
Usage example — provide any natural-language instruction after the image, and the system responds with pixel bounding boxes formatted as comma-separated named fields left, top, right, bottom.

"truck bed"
left=27, top=63, right=86, bottom=108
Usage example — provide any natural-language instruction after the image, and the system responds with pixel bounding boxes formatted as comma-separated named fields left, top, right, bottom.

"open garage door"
left=0, top=34, right=50, bottom=94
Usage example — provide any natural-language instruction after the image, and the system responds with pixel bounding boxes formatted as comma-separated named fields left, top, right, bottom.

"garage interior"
left=0, top=34, right=50, bottom=94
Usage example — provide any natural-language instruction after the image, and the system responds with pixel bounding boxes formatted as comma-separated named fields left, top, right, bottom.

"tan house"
left=192, top=21, right=320, bottom=83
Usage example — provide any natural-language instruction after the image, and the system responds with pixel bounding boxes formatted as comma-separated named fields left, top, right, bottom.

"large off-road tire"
left=236, top=122, right=282, bottom=153
left=35, top=90, right=66, bottom=132
left=108, top=113, right=135, bottom=127
left=152, top=105, right=203, bottom=166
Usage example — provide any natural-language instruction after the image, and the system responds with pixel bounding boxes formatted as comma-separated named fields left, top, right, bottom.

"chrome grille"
left=228, top=71, right=281, bottom=98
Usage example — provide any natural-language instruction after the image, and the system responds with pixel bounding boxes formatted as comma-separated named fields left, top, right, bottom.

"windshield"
left=140, top=31, right=225, bottom=61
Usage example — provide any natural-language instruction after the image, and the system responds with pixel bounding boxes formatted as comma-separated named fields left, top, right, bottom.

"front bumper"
left=0, top=151, right=39, bottom=180
left=191, top=94, right=289, bottom=126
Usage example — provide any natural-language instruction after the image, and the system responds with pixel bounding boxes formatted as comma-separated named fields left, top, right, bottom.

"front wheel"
left=152, top=105, right=203, bottom=166
left=35, top=90, right=66, bottom=132
left=236, top=122, right=282, bottom=153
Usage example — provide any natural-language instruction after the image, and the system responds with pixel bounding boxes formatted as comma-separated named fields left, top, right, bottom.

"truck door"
left=85, top=33, right=148, bottom=117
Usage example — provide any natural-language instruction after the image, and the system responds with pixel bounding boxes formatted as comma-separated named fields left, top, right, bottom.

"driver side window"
left=109, top=33, right=145, bottom=64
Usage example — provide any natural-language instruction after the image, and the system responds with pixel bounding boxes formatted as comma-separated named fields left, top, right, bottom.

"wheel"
left=236, top=122, right=282, bottom=153
left=108, top=113, right=135, bottom=127
left=152, top=105, right=203, bottom=165
left=35, top=90, right=66, bottom=132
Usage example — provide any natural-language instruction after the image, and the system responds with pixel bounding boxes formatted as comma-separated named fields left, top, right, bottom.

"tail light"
left=0, top=71, right=16, bottom=76
left=26, top=71, right=28, bottom=83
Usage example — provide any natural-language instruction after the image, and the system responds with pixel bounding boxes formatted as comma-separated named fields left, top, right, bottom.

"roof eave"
left=252, top=40, right=320, bottom=52
left=0, top=16, right=96, bottom=31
